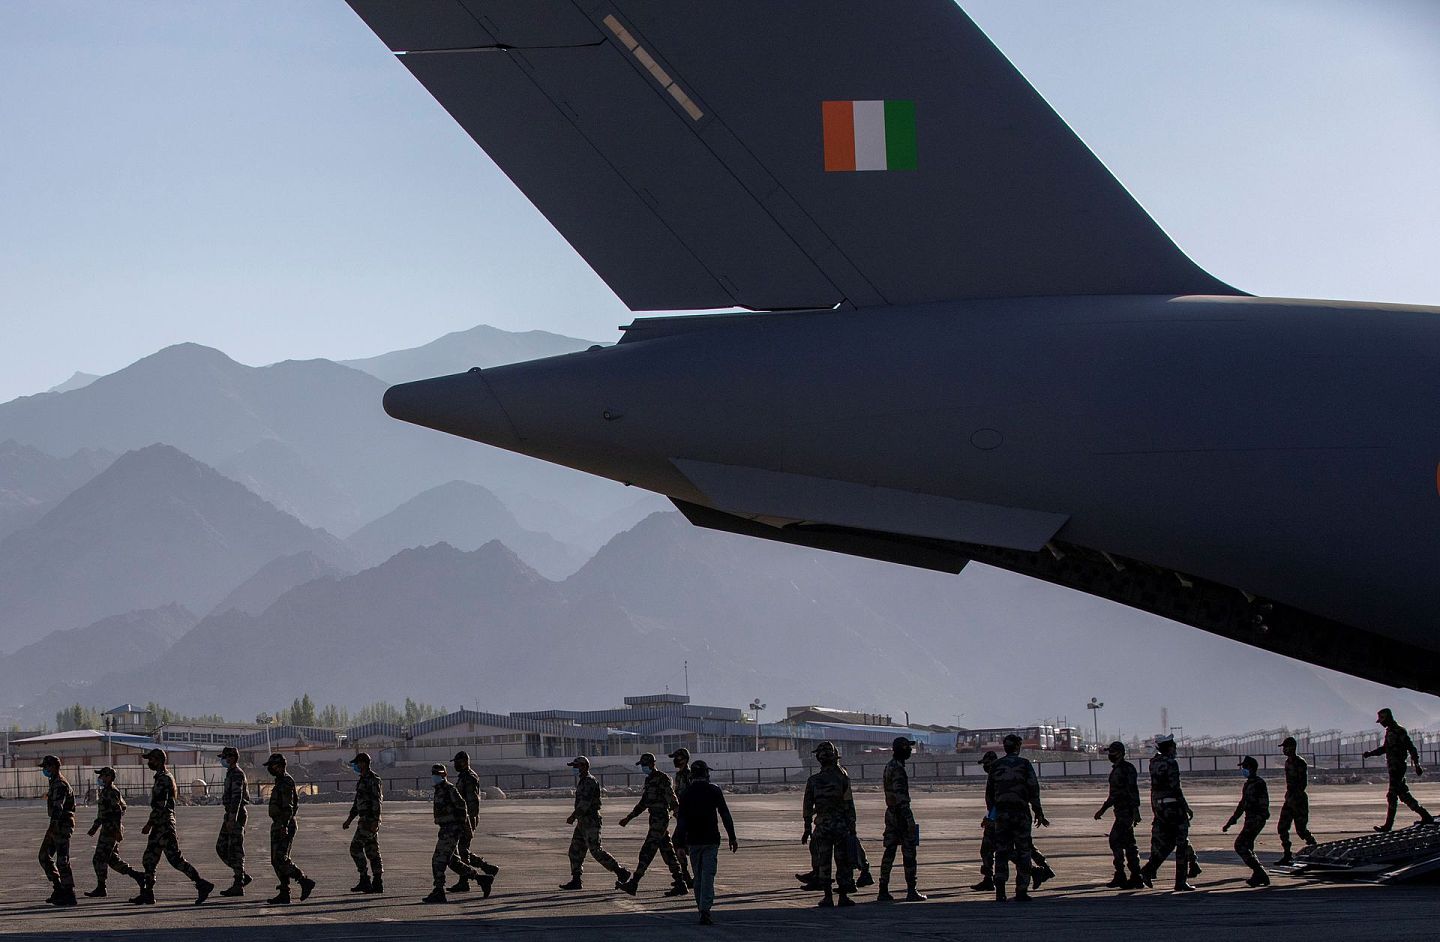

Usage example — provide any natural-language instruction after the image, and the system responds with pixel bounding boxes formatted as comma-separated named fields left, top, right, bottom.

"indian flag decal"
left=822, top=100, right=916, bottom=172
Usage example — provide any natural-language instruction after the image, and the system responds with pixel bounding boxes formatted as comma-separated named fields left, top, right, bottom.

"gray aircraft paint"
left=347, top=2, right=1440, bottom=693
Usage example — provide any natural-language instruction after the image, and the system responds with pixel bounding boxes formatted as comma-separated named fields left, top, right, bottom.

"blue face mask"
left=432, top=774, right=444, bottom=786
left=350, top=763, right=361, bottom=774
left=41, top=768, right=53, bottom=779
left=1242, top=768, right=1252, bottom=778
left=641, top=764, right=654, bottom=774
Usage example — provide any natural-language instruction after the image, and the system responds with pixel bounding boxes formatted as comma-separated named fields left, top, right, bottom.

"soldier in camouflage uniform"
left=1363, top=708, right=1434, bottom=832
left=342, top=752, right=384, bottom=894
left=447, top=751, right=499, bottom=895
left=802, top=741, right=858, bottom=908
left=1275, top=736, right=1317, bottom=865
left=670, top=748, right=696, bottom=889
left=1223, top=755, right=1271, bottom=887
left=215, top=745, right=251, bottom=896
left=263, top=753, right=315, bottom=905
left=85, top=766, right=141, bottom=899
left=973, top=749, right=1054, bottom=892
left=131, top=748, right=214, bottom=906
left=986, top=734, right=1050, bottom=903
left=559, top=756, right=631, bottom=890
left=877, top=735, right=926, bottom=902
left=37, top=755, right=77, bottom=907
left=1094, top=741, right=1143, bottom=888
left=619, top=752, right=688, bottom=897
left=1139, top=735, right=1195, bottom=892
left=424, top=763, right=488, bottom=903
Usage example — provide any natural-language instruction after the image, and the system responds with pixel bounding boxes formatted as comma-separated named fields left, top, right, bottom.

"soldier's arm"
left=1363, top=744, right=1384, bottom=758
left=842, top=776, right=857, bottom=828
left=664, top=776, right=678, bottom=812
left=1127, top=765, right=1141, bottom=810
left=1407, top=733, right=1422, bottom=767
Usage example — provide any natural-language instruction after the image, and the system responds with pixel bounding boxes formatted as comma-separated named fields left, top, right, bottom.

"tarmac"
left=3, top=780, right=1439, bottom=941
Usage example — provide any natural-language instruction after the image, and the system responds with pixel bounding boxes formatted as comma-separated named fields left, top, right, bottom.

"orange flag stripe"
left=822, top=100, right=856, bottom=172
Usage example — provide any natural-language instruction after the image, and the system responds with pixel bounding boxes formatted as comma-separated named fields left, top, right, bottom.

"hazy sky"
left=1, top=2, right=1436, bottom=403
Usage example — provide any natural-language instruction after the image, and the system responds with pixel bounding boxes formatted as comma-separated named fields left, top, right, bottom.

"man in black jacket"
left=672, top=761, right=737, bottom=925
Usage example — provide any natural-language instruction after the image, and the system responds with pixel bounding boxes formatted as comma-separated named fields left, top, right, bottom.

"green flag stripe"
left=884, top=100, right=917, bottom=171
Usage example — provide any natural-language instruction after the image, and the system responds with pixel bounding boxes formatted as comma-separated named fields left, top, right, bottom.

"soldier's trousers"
left=880, top=805, right=918, bottom=887
left=1277, top=794, right=1314, bottom=852
left=215, top=819, right=245, bottom=880
left=349, top=822, right=382, bottom=876
left=1234, top=814, right=1267, bottom=872
left=811, top=822, right=856, bottom=893
left=93, top=828, right=137, bottom=884
left=1108, top=811, right=1141, bottom=874
left=142, top=823, right=201, bottom=883
left=991, top=806, right=1033, bottom=888
left=432, top=825, right=481, bottom=888
left=632, top=812, right=683, bottom=884
left=270, top=821, right=307, bottom=888
left=39, top=825, right=74, bottom=889
left=1385, top=766, right=1430, bottom=822
left=1144, top=805, right=1190, bottom=883
left=568, top=816, right=624, bottom=878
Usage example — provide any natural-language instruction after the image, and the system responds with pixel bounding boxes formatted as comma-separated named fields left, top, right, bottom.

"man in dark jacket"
left=1223, top=756, right=1271, bottom=887
left=671, top=760, right=737, bottom=925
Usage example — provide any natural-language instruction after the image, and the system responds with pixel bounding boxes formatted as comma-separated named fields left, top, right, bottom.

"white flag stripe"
left=852, top=99, right=888, bottom=171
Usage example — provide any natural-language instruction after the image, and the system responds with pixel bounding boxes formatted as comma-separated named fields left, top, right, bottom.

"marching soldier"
left=263, top=753, right=315, bottom=905
left=1094, top=741, right=1143, bottom=888
left=973, top=749, right=1054, bottom=892
left=37, top=755, right=77, bottom=907
left=986, top=733, right=1049, bottom=903
left=86, top=766, right=141, bottom=899
left=131, top=748, right=213, bottom=905
left=618, top=752, right=688, bottom=897
left=1139, top=735, right=1195, bottom=892
left=1276, top=736, right=1317, bottom=865
left=1363, top=708, right=1435, bottom=832
left=448, top=751, right=500, bottom=896
left=1222, top=755, right=1271, bottom=887
left=670, top=748, right=696, bottom=889
left=802, top=741, right=858, bottom=908
left=216, top=745, right=251, bottom=896
left=877, top=735, right=925, bottom=902
left=559, top=756, right=631, bottom=890
left=424, top=763, right=489, bottom=903
left=342, top=752, right=384, bottom=894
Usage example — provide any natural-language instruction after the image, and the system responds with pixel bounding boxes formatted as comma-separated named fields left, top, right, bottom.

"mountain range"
left=340, top=324, right=596, bottom=385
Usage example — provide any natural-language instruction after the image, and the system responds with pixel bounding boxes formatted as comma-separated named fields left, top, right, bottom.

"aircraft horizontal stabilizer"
left=345, top=1, right=1239, bottom=311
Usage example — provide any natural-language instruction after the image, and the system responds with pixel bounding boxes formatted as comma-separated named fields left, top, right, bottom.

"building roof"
left=11, top=729, right=159, bottom=747
left=105, top=704, right=149, bottom=715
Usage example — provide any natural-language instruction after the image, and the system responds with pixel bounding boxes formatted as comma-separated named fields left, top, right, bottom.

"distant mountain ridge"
left=340, top=324, right=598, bottom=385
left=0, top=440, right=114, bottom=541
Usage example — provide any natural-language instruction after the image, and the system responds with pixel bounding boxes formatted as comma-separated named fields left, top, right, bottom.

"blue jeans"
left=688, top=845, right=719, bottom=913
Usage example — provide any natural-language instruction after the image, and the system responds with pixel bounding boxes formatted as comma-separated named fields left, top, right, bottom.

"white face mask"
left=432, top=775, right=444, bottom=786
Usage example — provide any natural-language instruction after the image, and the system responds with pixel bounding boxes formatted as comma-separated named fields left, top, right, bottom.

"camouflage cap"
left=95, top=766, right=116, bottom=777
left=219, top=745, right=239, bottom=759
left=811, top=741, right=838, bottom=756
left=978, top=750, right=998, bottom=764
left=1239, top=755, right=1259, bottom=770
left=350, top=752, right=372, bottom=765
left=892, top=736, right=918, bottom=749
left=1154, top=734, right=1175, bottom=746
left=1280, top=736, right=1297, bottom=749
left=452, top=750, right=470, bottom=762
left=689, top=760, right=711, bottom=777
left=430, top=764, right=448, bottom=776
left=263, top=753, right=285, bottom=767
left=636, top=752, right=658, bottom=766
left=566, top=756, right=590, bottom=769
left=38, top=754, right=60, bottom=767
left=667, top=748, right=690, bottom=760
left=142, top=748, right=167, bottom=762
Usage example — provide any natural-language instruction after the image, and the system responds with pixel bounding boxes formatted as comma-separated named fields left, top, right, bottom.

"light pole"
left=256, top=713, right=274, bottom=756
left=1086, top=698, right=1104, bottom=750
left=749, top=699, right=766, bottom=753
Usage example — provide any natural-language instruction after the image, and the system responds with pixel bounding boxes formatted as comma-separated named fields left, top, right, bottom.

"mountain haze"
left=210, top=551, right=352, bottom=618
left=0, top=440, right=114, bottom=541
left=341, top=325, right=598, bottom=385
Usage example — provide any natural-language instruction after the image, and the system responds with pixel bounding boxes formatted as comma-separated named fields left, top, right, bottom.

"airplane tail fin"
left=347, top=1, right=1239, bottom=310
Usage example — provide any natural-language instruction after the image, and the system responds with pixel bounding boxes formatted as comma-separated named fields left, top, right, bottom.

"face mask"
left=42, top=768, right=53, bottom=779
left=350, top=763, right=361, bottom=774
left=641, top=765, right=654, bottom=774
left=1242, top=769, right=1252, bottom=778
left=432, top=775, right=444, bottom=786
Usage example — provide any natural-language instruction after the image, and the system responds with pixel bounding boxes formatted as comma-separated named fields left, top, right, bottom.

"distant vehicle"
left=346, top=2, right=1440, bottom=696
left=958, top=726, right=1086, bottom=755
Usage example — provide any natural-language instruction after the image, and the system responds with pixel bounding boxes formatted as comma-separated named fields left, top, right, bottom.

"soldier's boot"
left=795, top=870, right=817, bottom=884
left=664, top=879, right=689, bottom=897
left=267, top=886, right=292, bottom=905
left=220, top=876, right=247, bottom=897
left=1126, top=867, right=1146, bottom=889
left=85, top=881, right=108, bottom=898
left=1275, top=852, right=1293, bottom=867
left=478, top=873, right=495, bottom=898
left=874, top=883, right=895, bottom=902
left=970, top=875, right=994, bottom=891
left=558, top=875, right=584, bottom=890
left=1173, top=863, right=1196, bottom=893
left=818, top=888, right=835, bottom=908
left=478, top=858, right=500, bottom=877
left=45, top=882, right=60, bottom=904
left=855, top=868, right=875, bottom=888
left=902, top=859, right=924, bottom=901
left=618, top=877, right=639, bottom=896
left=994, top=881, right=1007, bottom=903
left=1187, top=853, right=1202, bottom=878
left=1375, top=799, right=1397, bottom=832
left=50, top=886, right=78, bottom=907
left=421, top=886, right=447, bottom=904
left=367, top=874, right=384, bottom=895
left=1137, top=862, right=1156, bottom=889
left=837, top=891, right=855, bottom=907
left=1031, top=860, right=1055, bottom=889
left=129, top=875, right=156, bottom=905
left=297, top=877, right=315, bottom=901
left=194, top=878, right=215, bottom=905
left=348, top=874, right=372, bottom=894
left=1014, top=872, right=1032, bottom=902
left=447, top=876, right=471, bottom=893
left=904, top=884, right=927, bottom=902
left=615, top=867, right=632, bottom=885
left=1105, top=867, right=1128, bottom=888
left=1245, top=864, right=1270, bottom=888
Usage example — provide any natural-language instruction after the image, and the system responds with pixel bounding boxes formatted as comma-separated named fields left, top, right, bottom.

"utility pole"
left=1086, top=698, right=1104, bottom=750
left=749, top=699, right=766, bottom=753
left=684, top=661, right=689, bottom=699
